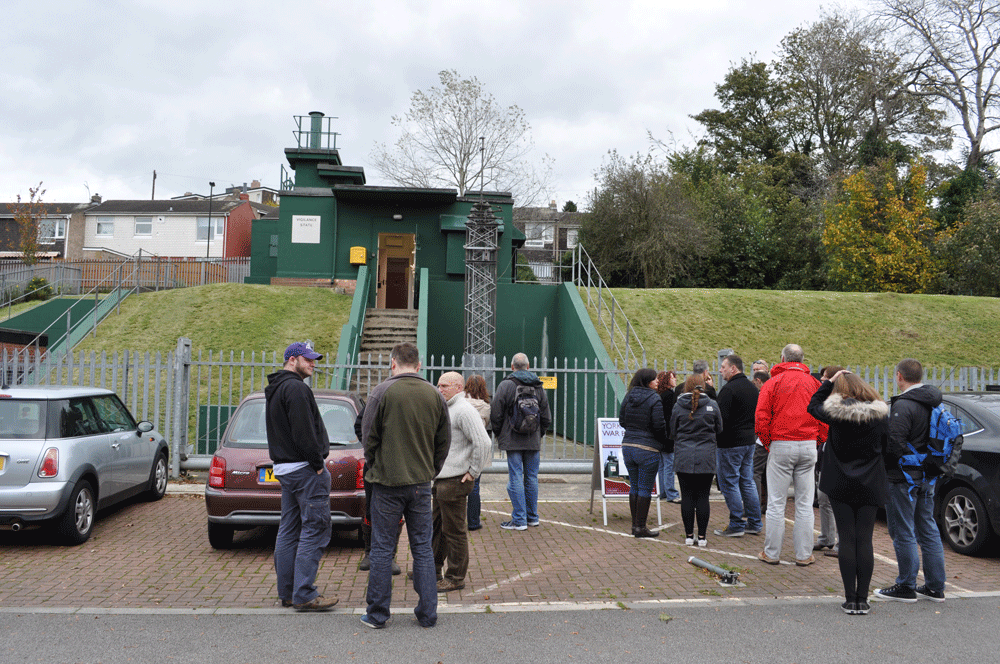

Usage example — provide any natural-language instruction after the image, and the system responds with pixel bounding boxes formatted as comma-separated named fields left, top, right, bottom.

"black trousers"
left=830, top=499, right=878, bottom=602
left=677, top=472, right=714, bottom=538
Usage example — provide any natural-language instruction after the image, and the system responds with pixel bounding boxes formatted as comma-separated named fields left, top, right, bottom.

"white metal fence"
left=7, top=341, right=999, bottom=478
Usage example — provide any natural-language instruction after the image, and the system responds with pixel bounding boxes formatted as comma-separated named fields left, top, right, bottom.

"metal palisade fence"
left=7, top=341, right=1000, bottom=477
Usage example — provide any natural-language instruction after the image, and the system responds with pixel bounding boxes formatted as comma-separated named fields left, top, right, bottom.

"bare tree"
left=370, top=70, right=552, bottom=206
left=11, top=182, right=46, bottom=266
left=877, top=0, right=1000, bottom=168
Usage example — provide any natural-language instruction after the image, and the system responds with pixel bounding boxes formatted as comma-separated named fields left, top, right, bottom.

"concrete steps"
left=358, top=308, right=418, bottom=360
left=350, top=308, right=419, bottom=398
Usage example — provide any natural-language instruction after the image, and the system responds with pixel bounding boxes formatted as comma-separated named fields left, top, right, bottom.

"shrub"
left=25, top=276, right=53, bottom=302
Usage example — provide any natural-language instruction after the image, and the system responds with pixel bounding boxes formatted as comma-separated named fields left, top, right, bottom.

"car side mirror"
left=137, top=421, right=154, bottom=436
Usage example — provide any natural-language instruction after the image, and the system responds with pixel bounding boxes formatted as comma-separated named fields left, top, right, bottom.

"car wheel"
left=208, top=522, right=234, bottom=549
left=145, top=453, right=168, bottom=501
left=941, top=486, right=993, bottom=555
left=57, top=480, right=95, bottom=546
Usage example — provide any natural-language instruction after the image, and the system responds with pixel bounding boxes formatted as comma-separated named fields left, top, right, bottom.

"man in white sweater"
left=432, top=372, right=492, bottom=592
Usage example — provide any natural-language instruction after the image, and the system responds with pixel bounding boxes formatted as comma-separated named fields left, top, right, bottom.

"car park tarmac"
left=0, top=474, right=996, bottom=612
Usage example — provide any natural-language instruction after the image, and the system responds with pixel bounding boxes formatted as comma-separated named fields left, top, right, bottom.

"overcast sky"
left=3, top=0, right=866, bottom=209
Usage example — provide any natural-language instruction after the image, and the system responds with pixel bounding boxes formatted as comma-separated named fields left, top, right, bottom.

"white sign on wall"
left=292, top=215, right=321, bottom=244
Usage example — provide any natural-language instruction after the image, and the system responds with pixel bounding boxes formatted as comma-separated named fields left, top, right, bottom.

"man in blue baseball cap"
left=265, top=341, right=336, bottom=611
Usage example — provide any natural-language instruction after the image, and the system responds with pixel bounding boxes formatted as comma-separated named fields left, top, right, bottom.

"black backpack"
left=510, top=384, right=541, bottom=435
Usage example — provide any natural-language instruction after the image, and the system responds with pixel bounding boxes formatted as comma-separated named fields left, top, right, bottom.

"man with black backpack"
left=874, top=358, right=947, bottom=604
left=491, top=353, right=552, bottom=531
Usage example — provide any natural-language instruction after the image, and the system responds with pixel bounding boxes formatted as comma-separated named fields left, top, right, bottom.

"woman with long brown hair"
left=670, top=373, right=723, bottom=546
left=655, top=371, right=680, bottom=502
left=807, top=370, right=889, bottom=616
left=464, top=374, right=492, bottom=531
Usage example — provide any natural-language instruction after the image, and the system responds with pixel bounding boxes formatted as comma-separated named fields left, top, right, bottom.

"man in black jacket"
left=265, top=342, right=337, bottom=612
left=714, top=354, right=763, bottom=537
left=874, top=358, right=947, bottom=604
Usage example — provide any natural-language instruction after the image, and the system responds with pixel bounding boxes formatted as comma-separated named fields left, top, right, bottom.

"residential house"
left=0, top=202, right=90, bottom=260
left=80, top=197, right=271, bottom=259
left=513, top=201, right=582, bottom=281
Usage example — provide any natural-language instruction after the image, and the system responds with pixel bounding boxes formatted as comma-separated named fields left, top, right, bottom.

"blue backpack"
left=899, top=403, right=964, bottom=494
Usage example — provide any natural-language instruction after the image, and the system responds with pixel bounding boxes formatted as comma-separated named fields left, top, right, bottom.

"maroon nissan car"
left=204, top=389, right=365, bottom=549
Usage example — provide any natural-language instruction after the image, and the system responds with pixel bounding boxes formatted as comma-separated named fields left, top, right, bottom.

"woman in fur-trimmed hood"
left=807, top=370, right=889, bottom=616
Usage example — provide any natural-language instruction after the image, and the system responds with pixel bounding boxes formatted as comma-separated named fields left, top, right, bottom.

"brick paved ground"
left=1, top=492, right=996, bottom=610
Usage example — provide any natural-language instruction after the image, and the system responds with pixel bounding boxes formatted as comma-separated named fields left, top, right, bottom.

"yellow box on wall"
left=349, top=246, right=367, bottom=265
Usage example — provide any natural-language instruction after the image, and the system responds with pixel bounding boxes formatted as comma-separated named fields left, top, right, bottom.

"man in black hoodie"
left=874, top=358, right=947, bottom=604
left=265, top=342, right=337, bottom=612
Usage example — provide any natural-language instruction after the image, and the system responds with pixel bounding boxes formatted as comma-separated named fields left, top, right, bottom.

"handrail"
left=12, top=260, right=141, bottom=375
left=332, top=265, right=372, bottom=390
left=572, top=244, right=647, bottom=372
left=416, top=267, right=429, bottom=380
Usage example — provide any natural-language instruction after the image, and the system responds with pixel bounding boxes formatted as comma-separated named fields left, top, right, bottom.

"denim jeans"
left=622, top=445, right=660, bottom=497
left=366, top=482, right=437, bottom=627
left=885, top=480, right=947, bottom=592
left=817, top=488, right=838, bottom=547
left=432, top=475, right=474, bottom=582
left=763, top=440, right=816, bottom=561
left=716, top=445, right=762, bottom=531
left=467, top=475, right=481, bottom=529
left=657, top=451, right=680, bottom=500
left=274, top=466, right=332, bottom=605
left=506, top=450, right=540, bottom=526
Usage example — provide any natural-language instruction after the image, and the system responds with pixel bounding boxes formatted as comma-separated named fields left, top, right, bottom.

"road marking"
left=472, top=567, right=545, bottom=595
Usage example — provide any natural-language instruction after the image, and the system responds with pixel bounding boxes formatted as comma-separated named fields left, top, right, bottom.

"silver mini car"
left=0, top=385, right=169, bottom=544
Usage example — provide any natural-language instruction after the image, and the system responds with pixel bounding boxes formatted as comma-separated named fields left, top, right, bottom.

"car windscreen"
left=223, top=399, right=358, bottom=449
left=0, top=399, right=47, bottom=439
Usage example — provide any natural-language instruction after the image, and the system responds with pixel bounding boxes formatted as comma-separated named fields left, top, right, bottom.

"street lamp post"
left=204, top=181, right=215, bottom=285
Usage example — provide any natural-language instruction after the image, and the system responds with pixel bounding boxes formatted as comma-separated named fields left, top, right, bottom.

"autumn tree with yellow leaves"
left=823, top=161, right=938, bottom=293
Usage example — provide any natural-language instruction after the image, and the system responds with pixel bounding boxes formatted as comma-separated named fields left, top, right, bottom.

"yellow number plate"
left=258, top=468, right=278, bottom=483
left=0, top=457, right=5, bottom=471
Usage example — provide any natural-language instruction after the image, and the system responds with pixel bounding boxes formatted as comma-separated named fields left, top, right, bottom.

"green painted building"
left=248, top=113, right=622, bottom=445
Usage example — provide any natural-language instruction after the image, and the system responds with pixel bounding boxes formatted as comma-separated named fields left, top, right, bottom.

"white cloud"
left=4, top=0, right=869, bottom=205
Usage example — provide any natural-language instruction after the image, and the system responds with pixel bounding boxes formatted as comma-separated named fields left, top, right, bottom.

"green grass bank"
left=588, top=288, right=1000, bottom=368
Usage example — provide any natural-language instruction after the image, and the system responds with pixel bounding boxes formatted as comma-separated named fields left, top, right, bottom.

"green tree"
left=823, top=161, right=938, bottom=293
left=937, top=192, right=1000, bottom=295
left=370, top=69, right=552, bottom=205
left=562, top=200, right=577, bottom=212
left=691, top=60, right=792, bottom=172
left=580, top=151, right=712, bottom=288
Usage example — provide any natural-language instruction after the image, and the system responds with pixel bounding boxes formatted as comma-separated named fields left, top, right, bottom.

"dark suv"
left=204, top=390, right=365, bottom=549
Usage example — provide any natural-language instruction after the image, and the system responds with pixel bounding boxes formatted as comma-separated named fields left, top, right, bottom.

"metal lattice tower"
left=463, top=197, right=499, bottom=368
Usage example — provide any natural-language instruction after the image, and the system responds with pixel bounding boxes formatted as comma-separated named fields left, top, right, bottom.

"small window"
left=90, top=395, right=136, bottom=433
left=196, top=217, right=213, bottom=241
left=59, top=399, right=103, bottom=437
left=96, top=217, right=114, bottom=236
left=39, top=218, right=67, bottom=241
left=0, top=400, right=46, bottom=438
left=135, top=216, right=153, bottom=236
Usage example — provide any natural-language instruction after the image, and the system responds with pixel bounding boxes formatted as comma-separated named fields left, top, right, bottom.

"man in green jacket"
left=359, top=342, right=450, bottom=629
